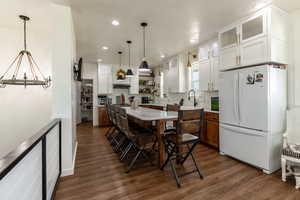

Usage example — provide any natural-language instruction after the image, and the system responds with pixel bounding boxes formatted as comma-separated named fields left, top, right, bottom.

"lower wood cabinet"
left=98, top=107, right=111, bottom=127
left=201, top=112, right=219, bottom=149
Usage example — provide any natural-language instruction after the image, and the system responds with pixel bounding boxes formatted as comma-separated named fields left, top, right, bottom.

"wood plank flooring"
left=55, top=123, right=300, bottom=200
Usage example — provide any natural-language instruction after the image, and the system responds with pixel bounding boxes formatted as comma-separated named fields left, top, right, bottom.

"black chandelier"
left=139, top=22, right=151, bottom=72
left=0, top=15, right=51, bottom=88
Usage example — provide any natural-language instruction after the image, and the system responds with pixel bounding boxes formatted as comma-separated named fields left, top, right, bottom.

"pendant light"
left=139, top=22, right=151, bottom=72
left=0, top=15, right=51, bottom=88
left=187, top=52, right=192, bottom=68
left=117, top=51, right=126, bottom=80
left=126, top=41, right=134, bottom=77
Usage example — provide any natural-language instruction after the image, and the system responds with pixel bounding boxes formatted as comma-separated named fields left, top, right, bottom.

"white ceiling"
left=61, top=0, right=300, bottom=67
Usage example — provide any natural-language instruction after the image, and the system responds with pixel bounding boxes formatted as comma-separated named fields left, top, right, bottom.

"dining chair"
left=105, top=104, right=115, bottom=140
left=161, top=109, right=204, bottom=188
left=282, top=107, right=300, bottom=189
left=107, top=105, right=118, bottom=145
left=118, top=107, right=155, bottom=173
left=112, top=106, right=128, bottom=153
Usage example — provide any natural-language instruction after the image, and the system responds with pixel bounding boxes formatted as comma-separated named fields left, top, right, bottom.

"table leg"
left=156, top=120, right=166, bottom=168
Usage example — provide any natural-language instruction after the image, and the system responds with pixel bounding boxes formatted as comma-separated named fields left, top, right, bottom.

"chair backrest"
left=118, top=108, right=133, bottom=137
left=286, top=107, right=300, bottom=145
left=177, top=109, right=204, bottom=136
left=106, top=104, right=113, bottom=123
left=166, top=104, right=180, bottom=112
left=114, top=105, right=122, bottom=130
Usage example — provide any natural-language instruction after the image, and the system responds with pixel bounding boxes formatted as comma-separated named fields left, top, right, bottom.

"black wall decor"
left=74, top=57, right=83, bottom=81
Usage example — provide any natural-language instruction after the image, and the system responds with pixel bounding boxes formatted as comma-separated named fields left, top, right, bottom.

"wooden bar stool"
left=118, top=108, right=155, bottom=173
left=161, top=109, right=204, bottom=188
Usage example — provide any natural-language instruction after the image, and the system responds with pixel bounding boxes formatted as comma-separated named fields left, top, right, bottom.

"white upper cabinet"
left=98, top=64, right=112, bottom=94
left=240, top=12, right=267, bottom=43
left=129, top=68, right=139, bottom=95
left=198, top=41, right=219, bottom=91
left=199, top=59, right=211, bottom=91
left=219, top=26, right=240, bottom=70
left=167, top=55, right=186, bottom=93
left=219, top=26, right=238, bottom=49
left=211, top=57, right=219, bottom=91
left=219, top=5, right=289, bottom=71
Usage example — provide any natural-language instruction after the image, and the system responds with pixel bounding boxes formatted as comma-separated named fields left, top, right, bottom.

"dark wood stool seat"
left=165, top=132, right=200, bottom=145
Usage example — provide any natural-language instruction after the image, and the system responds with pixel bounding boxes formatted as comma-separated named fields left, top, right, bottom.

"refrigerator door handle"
left=237, top=72, right=241, bottom=122
left=220, top=124, right=265, bottom=137
left=233, top=73, right=239, bottom=123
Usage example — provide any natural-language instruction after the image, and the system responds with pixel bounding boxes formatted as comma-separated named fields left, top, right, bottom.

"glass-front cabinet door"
left=241, top=12, right=266, bottom=43
left=219, top=27, right=238, bottom=49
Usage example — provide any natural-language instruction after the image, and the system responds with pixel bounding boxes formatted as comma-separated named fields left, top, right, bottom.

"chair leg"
left=296, top=176, right=300, bottom=189
left=281, top=157, right=286, bottom=182
left=190, top=151, right=204, bottom=179
left=126, top=149, right=142, bottom=173
left=140, top=148, right=154, bottom=166
left=114, top=136, right=126, bottom=152
left=152, top=136, right=158, bottom=151
left=105, top=126, right=113, bottom=138
left=120, top=143, right=133, bottom=161
left=170, top=158, right=181, bottom=188
left=180, top=143, right=198, bottom=165
left=110, top=130, right=119, bottom=146
left=160, top=144, right=176, bottom=170
left=185, top=144, right=203, bottom=179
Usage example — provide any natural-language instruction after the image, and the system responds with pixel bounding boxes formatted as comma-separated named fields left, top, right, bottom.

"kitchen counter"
left=140, top=104, right=219, bottom=113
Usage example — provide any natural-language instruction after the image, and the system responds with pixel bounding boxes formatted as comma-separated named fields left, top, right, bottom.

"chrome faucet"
left=188, top=89, right=198, bottom=107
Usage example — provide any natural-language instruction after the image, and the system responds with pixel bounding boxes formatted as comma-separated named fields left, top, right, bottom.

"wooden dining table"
left=124, top=106, right=178, bottom=167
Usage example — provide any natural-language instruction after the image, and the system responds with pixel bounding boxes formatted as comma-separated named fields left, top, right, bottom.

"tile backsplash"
left=107, top=88, right=218, bottom=110
left=155, top=91, right=219, bottom=109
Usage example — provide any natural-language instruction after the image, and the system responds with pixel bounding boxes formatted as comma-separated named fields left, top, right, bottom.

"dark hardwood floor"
left=55, top=123, right=300, bottom=200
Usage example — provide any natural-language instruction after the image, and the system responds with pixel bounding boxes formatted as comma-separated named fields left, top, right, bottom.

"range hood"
left=113, top=84, right=130, bottom=89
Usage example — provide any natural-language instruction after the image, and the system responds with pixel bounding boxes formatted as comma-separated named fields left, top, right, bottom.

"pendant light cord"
left=143, top=26, right=145, bottom=58
left=128, top=43, right=131, bottom=67
left=119, top=52, right=122, bottom=67
left=24, top=18, right=27, bottom=51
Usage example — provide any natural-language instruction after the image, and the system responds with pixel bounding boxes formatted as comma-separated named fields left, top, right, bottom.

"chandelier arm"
left=1, top=53, right=22, bottom=79
left=26, top=52, right=38, bottom=80
left=13, top=52, right=24, bottom=78
left=28, top=54, right=47, bottom=80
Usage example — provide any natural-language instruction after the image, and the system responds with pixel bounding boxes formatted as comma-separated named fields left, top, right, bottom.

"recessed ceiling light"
left=190, top=39, right=197, bottom=44
left=160, top=54, right=165, bottom=58
left=112, top=20, right=120, bottom=26
left=102, top=46, right=109, bottom=50
left=97, top=59, right=102, bottom=62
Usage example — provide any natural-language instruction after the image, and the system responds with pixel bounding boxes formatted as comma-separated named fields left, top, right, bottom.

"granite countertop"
left=124, top=107, right=178, bottom=121
left=140, top=104, right=219, bottom=114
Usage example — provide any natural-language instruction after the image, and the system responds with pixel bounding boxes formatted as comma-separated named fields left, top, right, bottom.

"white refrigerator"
left=219, top=64, right=287, bottom=173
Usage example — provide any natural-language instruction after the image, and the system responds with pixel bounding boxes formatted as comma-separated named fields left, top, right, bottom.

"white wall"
left=51, top=3, right=77, bottom=176
left=82, top=62, right=99, bottom=126
left=0, top=0, right=53, bottom=158
left=290, top=9, right=300, bottom=107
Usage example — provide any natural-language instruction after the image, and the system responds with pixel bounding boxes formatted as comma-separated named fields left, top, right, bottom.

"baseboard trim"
left=61, top=141, right=78, bottom=177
